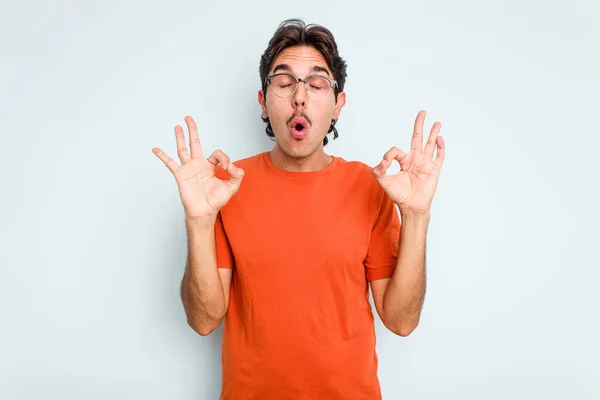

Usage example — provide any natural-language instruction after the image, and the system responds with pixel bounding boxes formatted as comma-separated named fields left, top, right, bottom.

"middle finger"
left=174, top=125, right=190, bottom=165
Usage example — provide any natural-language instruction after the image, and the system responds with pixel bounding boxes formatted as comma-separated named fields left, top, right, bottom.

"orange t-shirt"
left=214, top=151, right=401, bottom=400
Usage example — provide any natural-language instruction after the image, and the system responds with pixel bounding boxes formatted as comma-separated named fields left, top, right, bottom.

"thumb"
left=225, top=162, right=245, bottom=192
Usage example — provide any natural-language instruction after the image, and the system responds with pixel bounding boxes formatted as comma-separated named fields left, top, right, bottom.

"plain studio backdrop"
left=1, top=0, right=599, bottom=399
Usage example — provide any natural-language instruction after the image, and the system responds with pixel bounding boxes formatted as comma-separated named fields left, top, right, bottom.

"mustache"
left=287, top=113, right=312, bottom=126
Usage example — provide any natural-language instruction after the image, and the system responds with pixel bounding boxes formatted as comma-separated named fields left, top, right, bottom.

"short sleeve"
left=215, top=211, right=235, bottom=269
left=364, top=192, right=401, bottom=281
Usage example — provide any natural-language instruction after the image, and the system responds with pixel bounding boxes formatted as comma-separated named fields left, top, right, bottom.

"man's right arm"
left=152, top=115, right=242, bottom=337
left=180, top=217, right=233, bottom=336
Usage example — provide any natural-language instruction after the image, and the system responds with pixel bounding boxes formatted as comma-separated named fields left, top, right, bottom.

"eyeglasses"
left=265, top=73, right=338, bottom=100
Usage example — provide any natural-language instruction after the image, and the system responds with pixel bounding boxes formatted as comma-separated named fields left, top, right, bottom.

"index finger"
left=382, top=146, right=407, bottom=163
left=411, top=110, right=426, bottom=153
left=185, top=116, right=204, bottom=160
left=374, top=146, right=407, bottom=177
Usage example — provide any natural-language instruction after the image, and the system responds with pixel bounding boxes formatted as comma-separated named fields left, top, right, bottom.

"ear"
left=258, top=90, right=268, bottom=117
left=333, top=91, right=346, bottom=120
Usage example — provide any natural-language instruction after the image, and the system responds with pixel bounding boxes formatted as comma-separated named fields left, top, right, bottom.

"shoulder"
left=231, top=152, right=264, bottom=170
left=333, top=156, right=388, bottom=212
left=335, top=156, right=380, bottom=190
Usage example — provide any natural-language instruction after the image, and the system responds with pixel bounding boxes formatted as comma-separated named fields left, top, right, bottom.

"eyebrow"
left=272, top=63, right=331, bottom=77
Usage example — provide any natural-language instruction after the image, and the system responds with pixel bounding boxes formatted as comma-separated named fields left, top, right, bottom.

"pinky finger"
left=434, top=136, right=445, bottom=166
left=152, top=147, right=180, bottom=174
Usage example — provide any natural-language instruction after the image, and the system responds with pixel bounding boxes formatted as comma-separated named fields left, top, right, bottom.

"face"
left=258, top=45, right=346, bottom=159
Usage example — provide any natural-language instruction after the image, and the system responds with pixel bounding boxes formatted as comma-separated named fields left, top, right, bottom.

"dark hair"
left=259, top=19, right=348, bottom=146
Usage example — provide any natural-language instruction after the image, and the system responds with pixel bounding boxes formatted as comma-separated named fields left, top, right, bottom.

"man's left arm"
left=370, top=109, right=445, bottom=337
left=370, top=210, right=430, bottom=337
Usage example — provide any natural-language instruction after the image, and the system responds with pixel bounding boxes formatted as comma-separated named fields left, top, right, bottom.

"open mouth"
left=290, top=117, right=308, bottom=139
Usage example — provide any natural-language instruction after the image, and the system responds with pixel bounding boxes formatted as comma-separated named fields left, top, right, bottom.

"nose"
left=292, top=81, right=308, bottom=108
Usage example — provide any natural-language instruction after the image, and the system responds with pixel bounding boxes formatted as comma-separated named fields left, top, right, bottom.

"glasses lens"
left=306, top=76, right=331, bottom=99
left=271, top=74, right=296, bottom=97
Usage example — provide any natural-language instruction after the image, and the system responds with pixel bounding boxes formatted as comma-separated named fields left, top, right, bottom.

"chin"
left=279, top=139, right=322, bottom=159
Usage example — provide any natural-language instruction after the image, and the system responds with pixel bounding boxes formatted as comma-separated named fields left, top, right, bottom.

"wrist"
left=398, top=209, right=430, bottom=247
left=185, top=214, right=217, bottom=231
left=399, top=206, right=431, bottom=221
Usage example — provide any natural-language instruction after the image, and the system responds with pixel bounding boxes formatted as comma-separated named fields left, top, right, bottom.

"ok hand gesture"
left=152, top=116, right=244, bottom=220
left=373, top=110, right=445, bottom=216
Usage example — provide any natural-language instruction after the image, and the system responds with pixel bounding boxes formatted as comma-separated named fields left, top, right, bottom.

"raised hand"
left=372, top=110, right=445, bottom=216
left=152, top=116, right=244, bottom=220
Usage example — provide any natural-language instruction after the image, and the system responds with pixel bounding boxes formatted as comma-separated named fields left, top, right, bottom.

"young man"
left=152, top=19, right=445, bottom=400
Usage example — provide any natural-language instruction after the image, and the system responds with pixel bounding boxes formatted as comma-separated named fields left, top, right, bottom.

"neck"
left=269, top=145, right=333, bottom=172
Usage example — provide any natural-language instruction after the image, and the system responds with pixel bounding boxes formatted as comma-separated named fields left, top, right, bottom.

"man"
left=152, top=19, right=445, bottom=400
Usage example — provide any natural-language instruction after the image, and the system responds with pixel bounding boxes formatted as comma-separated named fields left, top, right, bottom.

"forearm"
left=383, top=211, right=430, bottom=335
left=181, top=217, right=226, bottom=335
